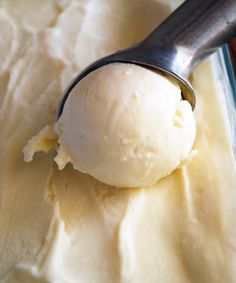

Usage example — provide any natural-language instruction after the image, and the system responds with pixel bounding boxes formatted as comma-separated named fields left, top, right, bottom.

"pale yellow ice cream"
left=0, top=0, right=236, bottom=283
left=55, top=63, right=195, bottom=187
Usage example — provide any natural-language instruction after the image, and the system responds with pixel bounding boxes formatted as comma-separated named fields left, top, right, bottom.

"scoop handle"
left=142, top=0, right=236, bottom=77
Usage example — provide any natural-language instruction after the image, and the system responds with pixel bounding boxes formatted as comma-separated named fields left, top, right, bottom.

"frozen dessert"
left=41, top=62, right=195, bottom=187
left=55, top=63, right=196, bottom=187
left=0, top=0, right=236, bottom=283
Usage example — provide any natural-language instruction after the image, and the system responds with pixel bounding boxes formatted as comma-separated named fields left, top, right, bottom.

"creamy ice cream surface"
left=0, top=0, right=236, bottom=283
left=55, top=63, right=195, bottom=187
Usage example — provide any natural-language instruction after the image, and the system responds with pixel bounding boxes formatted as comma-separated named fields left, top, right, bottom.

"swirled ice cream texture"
left=0, top=0, right=236, bottom=283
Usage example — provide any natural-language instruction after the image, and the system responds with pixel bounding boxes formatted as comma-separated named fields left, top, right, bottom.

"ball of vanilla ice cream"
left=56, top=63, right=196, bottom=187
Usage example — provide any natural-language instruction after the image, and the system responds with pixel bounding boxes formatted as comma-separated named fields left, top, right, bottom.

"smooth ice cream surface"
left=56, top=63, right=196, bottom=187
left=1, top=0, right=236, bottom=283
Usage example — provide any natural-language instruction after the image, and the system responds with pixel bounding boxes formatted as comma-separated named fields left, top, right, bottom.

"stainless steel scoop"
left=57, top=0, right=236, bottom=117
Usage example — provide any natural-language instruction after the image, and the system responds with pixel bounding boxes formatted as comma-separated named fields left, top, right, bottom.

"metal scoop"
left=57, top=0, right=236, bottom=117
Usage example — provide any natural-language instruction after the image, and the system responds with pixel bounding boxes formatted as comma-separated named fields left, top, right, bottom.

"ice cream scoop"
left=55, top=63, right=196, bottom=187
left=52, top=0, right=236, bottom=188
left=57, top=0, right=236, bottom=117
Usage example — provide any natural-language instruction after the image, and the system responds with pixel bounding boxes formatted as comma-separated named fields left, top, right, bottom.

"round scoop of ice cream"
left=56, top=63, right=196, bottom=187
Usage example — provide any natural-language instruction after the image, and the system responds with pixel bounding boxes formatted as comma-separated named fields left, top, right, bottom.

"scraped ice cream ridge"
left=0, top=0, right=236, bottom=283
